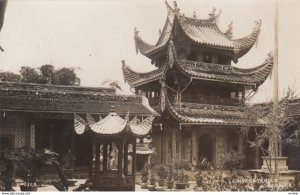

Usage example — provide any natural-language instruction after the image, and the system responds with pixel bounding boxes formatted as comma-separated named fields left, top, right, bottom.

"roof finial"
left=193, top=11, right=197, bottom=19
left=209, top=7, right=216, bottom=19
left=254, top=19, right=262, bottom=31
left=209, top=7, right=221, bottom=21
left=224, top=21, right=233, bottom=39
left=173, top=1, right=180, bottom=13
left=110, top=105, right=116, bottom=113
left=134, top=27, right=139, bottom=37
left=121, top=60, right=126, bottom=66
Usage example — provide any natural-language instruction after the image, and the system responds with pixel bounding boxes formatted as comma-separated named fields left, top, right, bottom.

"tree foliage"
left=240, top=89, right=299, bottom=161
left=0, top=71, right=21, bottom=82
left=52, top=67, right=79, bottom=86
left=0, top=65, right=80, bottom=86
left=20, top=66, right=40, bottom=83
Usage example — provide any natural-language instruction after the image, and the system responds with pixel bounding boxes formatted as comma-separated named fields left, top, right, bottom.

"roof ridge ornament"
left=254, top=19, right=262, bottom=31
left=208, top=7, right=221, bottom=23
left=224, top=21, right=233, bottom=39
left=173, top=1, right=180, bottom=14
left=193, top=11, right=197, bottom=19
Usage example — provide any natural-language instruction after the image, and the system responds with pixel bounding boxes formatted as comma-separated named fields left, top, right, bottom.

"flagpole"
left=273, top=0, right=282, bottom=156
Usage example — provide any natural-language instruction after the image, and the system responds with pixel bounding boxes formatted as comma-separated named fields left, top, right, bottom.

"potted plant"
left=8, top=148, right=65, bottom=191
left=175, top=169, right=187, bottom=189
left=166, top=167, right=174, bottom=189
left=140, top=163, right=150, bottom=189
left=148, top=174, right=156, bottom=191
left=62, top=150, right=75, bottom=179
left=156, top=165, right=167, bottom=187
left=193, top=157, right=212, bottom=188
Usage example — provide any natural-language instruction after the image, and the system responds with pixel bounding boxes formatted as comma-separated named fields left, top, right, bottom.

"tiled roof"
left=166, top=96, right=247, bottom=126
left=122, top=61, right=164, bottom=87
left=0, top=82, right=156, bottom=116
left=134, top=1, right=260, bottom=59
left=176, top=55, right=273, bottom=87
left=288, top=100, right=300, bottom=116
left=252, top=98, right=300, bottom=117
left=74, top=113, right=154, bottom=137
left=122, top=42, right=273, bottom=88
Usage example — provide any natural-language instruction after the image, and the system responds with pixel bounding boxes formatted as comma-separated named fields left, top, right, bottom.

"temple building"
left=0, top=82, right=157, bottom=172
left=122, top=1, right=274, bottom=168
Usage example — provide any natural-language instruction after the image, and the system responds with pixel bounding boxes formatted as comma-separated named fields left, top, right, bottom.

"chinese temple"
left=0, top=82, right=157, bottom=175
left=122, top=1, right=273, bottom=169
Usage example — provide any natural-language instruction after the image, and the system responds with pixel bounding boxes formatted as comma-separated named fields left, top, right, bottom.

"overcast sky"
left=0, top=0, right=300, bottom=103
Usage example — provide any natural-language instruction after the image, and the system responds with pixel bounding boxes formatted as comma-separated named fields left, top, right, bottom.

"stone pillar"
left=191, top=129, right=197, bottom=162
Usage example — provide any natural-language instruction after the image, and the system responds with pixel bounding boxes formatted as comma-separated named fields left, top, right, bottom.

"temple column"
left=49, top=124, right=54, bottom=150
left=124, top=142, right=128, bottom=175
left=70, top=132, right=75, bottom=154
left=103, top=143, right=108, bottom=171
left=132, top=139, right=137, bottom=176
left=255, top=146, right=260, bottom=169
left=172, top=129, right=176, bottom=163
left=29, top=124, right=35, bottom=149
left=238, top=133, right=244, bottom=169
left=117, top=139, right=124, bottom=190
left=177, top=130, right=181, bottom=158
left=163, top=129, right=169, bottom=164
left=191, top=129, right=197, bottom=162
left=95, top=140, right=100, bottom=190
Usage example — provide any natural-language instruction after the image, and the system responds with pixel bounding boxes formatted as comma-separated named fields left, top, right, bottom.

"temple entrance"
left=198, top=133, right=213, bottom=162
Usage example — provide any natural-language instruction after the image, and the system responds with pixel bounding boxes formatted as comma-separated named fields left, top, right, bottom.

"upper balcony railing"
left=145, top=92, right=243, bottom=107
left=181, top=94, right=242, bottom=106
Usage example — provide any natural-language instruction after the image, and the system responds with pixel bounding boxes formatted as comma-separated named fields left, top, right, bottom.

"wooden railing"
left=181, top=94, right=242, bottom=106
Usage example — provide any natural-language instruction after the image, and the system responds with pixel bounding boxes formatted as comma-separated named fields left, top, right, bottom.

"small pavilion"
left=74, top=106, right=154, bottom=191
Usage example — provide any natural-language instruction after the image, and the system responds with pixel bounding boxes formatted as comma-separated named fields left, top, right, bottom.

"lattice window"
left=0, top=127, right=26, bottom=148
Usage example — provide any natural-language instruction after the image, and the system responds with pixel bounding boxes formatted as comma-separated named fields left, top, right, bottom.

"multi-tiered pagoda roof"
left=122, top=1, right=273, bottom=126
left=134, top=1, right=261, bottom=62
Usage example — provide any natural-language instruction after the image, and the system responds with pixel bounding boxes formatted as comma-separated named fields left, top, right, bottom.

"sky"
left=0, top=0, right=300, bottom=103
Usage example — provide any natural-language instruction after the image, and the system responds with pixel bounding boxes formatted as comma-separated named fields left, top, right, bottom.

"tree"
left=0, top=71, right=21, bottom=82
left=240, top=89, right=299, bottom=185
left=52, top=67, right=80, bottom=86
left=19, top=66, right=40, bottom=83
left=39, top=64, right=54, bottom=84
left=0, top=65, right=80, bottom=86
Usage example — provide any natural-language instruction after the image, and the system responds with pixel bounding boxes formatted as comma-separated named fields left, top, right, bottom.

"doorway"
left=198, top=133, right=213, bottom=162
